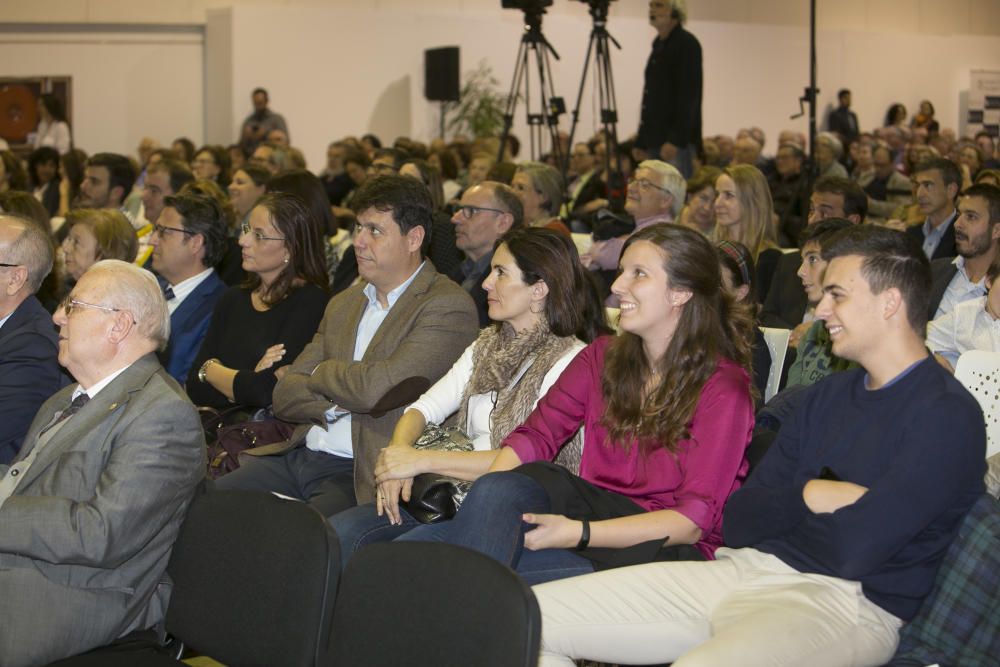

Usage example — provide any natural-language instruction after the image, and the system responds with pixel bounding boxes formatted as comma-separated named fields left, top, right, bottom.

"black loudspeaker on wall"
left=425, top=46, right=460, bottom=102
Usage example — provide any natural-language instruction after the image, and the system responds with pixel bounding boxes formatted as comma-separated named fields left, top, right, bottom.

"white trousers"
left=534, top=547, right=903, bottom=667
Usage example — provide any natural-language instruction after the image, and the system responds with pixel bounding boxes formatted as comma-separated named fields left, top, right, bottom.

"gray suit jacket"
left=0, top=354, right=205, bottom=667
left=270, top=263, right=478, bottom=504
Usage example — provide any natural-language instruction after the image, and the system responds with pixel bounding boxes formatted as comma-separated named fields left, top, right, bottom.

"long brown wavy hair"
left=601, top=223, right=754, bottom=456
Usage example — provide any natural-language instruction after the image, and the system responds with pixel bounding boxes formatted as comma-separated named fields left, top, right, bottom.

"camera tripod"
left=497, top=8, right=565, bottom=164
left=564, top=1, right=624, bottom=211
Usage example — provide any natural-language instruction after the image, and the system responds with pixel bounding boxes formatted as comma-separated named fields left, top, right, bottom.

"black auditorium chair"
left=47, top=489, right=341, bottom=667
left=327, top=541, right=541, bottom=667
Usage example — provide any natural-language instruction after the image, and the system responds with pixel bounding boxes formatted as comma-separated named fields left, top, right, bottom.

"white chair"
left=759, top=327, right=792, bottom=403
left=953, top=350, right=1000, bottom=459
left=605, top=307, right=620, bottom=333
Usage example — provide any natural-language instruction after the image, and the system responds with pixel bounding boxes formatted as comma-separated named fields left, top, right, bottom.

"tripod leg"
left=499, top=38, right=530, bottom=163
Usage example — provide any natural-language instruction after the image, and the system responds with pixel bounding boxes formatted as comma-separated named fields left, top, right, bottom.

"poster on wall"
left=0, top=77, right=72, bottom=155
left=967, top=69, right=1000, bottom=139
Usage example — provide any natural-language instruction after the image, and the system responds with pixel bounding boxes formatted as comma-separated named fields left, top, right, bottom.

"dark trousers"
left=212, top=446, right=357, bottom=516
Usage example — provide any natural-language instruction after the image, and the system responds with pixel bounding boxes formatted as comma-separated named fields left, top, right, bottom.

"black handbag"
left=400, top=424, right=474, bottom=524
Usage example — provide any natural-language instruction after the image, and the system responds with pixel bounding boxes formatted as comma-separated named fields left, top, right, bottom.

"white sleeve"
left=55, top=122, right=72, bottom=155
left=926, top=309, right=961, bottom=367
left=408, top=339, right=477, bottom=426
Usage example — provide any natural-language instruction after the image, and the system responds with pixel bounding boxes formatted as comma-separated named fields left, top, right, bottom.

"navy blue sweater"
left=724, top=357, right=985, bottom=620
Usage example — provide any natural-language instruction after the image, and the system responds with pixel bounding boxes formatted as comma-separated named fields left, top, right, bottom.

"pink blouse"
left=504, top=335, right=754, bottom=558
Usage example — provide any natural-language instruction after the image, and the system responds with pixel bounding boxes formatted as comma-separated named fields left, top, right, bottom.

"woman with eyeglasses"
left=187, top=192, right=329, bottom=410
left=191, top=145, right=231, bottom=188
left=329, top=227, right=610, bottom=563
left=679, top=166, right=721, bottom=237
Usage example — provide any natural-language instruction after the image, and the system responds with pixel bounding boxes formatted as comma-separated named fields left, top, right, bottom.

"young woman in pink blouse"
left=398, top=223, right=756, bottom=583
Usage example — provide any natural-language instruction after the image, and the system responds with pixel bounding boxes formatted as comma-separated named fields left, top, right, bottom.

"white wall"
left=0, top=28, right=204, bottom=156
left=5, top=3, right=1000, bottom=167
left=215, top=5, right=1000, bottom=170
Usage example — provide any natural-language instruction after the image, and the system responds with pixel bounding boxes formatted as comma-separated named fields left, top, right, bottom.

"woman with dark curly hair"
left=28, top=146, right=61, bottom=216
left=187, top=192, right=329, bottom=410
left=398, top=223, right=755, bottom=584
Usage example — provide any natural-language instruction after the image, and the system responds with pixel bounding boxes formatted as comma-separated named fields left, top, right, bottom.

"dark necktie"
left=163, top=285, right=176, bottom=301
left=42, top=393, right=90, bottom=435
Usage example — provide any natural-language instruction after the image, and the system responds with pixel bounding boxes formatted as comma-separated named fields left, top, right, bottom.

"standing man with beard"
left=635, top=0, right=702, bottom=179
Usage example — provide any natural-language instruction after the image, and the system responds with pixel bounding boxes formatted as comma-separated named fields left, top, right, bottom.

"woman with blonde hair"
left=713, top=164, right=782, bottom=301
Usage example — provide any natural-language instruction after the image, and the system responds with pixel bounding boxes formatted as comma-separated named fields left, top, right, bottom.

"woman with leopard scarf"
left=330, top=227, right=608, bottom=560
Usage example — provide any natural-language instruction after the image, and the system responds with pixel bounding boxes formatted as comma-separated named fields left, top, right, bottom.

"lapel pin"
left=108, top=403, right=119, bottom=411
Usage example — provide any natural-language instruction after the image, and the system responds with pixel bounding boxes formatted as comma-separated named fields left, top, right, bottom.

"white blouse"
left=409, top=338, right=585, bottom=451
left=927, top=296, right=1000, bottom=368
left=33, top=120, right=72, bottom=155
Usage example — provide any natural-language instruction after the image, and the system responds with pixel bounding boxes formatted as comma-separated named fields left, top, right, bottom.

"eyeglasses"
left=60, top=296, right=137, bottom=324
left=456, top=205, right=507, bottom=219
left=152, top=223, right=196, bottom=237
left=628, top=177, right=671, bottom=194
left=240, top=221, right=286, bottom=243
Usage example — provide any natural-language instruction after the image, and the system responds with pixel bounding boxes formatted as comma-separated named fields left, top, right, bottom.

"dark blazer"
left=828, top=106, right=859, bottom=143
left=755, top=248, right=785, bottom=310
left=566, top=172, right=608, bottom=217
left=636, top=26, right=702, bottom=152
left=760, top=252, right=808, bottom=329
left=927, top=258, right=959, bottom=321
left=158, top=271, right=227, bottom=384
left=0, top=355, right=204, bottom=666
left=0, top=295, right=66, bottom=464
left=448, top=256, right=492, bottom=328
left=906, top=213, right=957, bottom=261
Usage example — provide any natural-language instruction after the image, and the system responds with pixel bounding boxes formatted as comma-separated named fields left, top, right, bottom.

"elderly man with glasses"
left=0, top=215, right=66, bottom=465
left=449, top=181, right=524, bottom=327
left=0, top=259, right=204, bottom=667
left=582, top=159, right=686, bottom=273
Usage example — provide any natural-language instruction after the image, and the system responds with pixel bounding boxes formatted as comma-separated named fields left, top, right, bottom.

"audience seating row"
left=46, top=490, right=542, bottom=667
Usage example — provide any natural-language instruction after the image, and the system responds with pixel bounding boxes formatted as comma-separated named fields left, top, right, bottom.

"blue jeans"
left=395, top=471, right=595, bottom=585
left=329, top=502, right=421, bottom=571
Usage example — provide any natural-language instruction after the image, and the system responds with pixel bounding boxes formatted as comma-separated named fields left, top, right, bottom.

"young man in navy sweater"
left=531, top=225, right=986, bottom=667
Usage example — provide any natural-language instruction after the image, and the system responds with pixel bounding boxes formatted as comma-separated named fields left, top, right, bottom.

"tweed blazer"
left=270, top=263, right=478, bottom=503
left=0, top=354, right=205, bottom=667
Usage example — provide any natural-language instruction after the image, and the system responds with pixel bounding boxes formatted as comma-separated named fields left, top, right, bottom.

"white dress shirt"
left=927, top=296, right=1000, bottom=368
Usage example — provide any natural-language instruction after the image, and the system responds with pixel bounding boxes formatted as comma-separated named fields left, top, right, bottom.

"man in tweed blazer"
left=215, top=174, right=478, bottom=514
left=0, top=260, right=204, bottom=667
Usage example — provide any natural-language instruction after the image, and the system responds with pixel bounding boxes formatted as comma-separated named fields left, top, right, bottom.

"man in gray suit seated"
left=215, top=174, right=478, bottom=515
left=0, top=260, right=205, bottom=667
